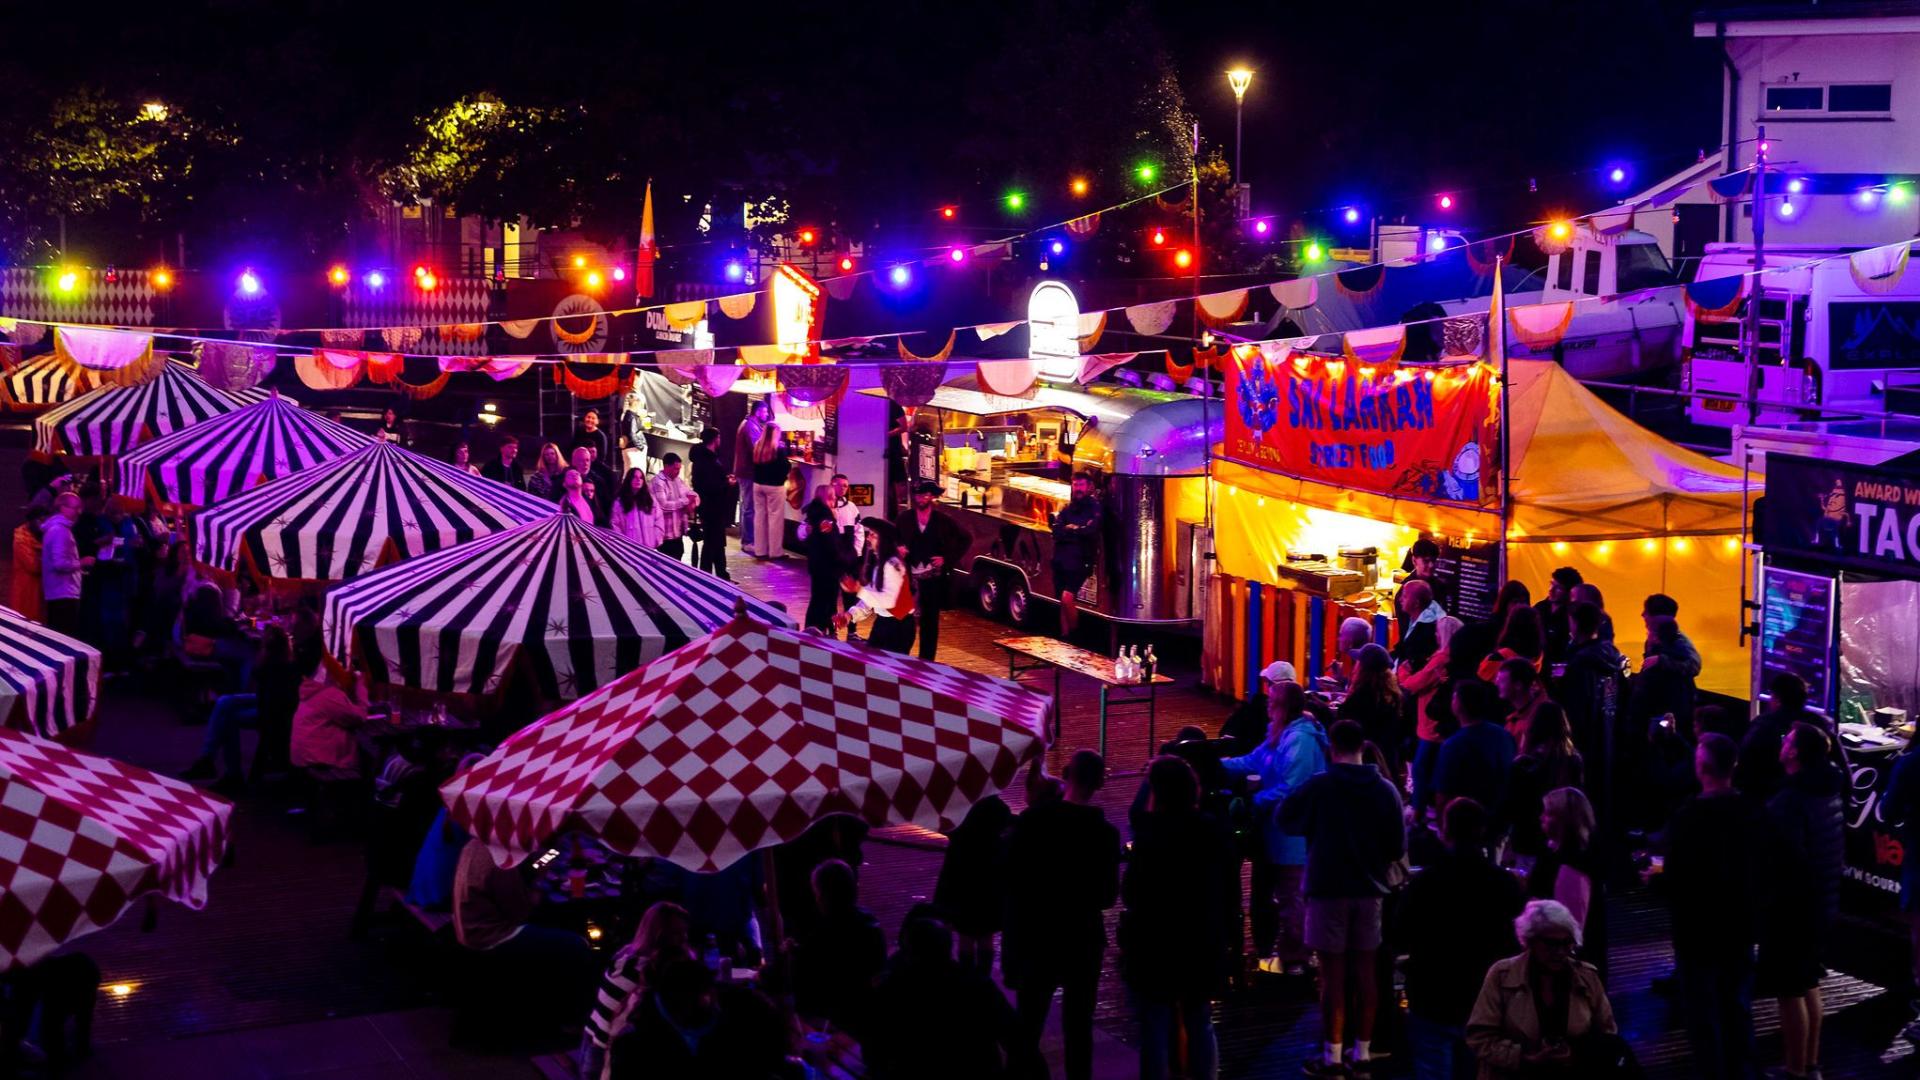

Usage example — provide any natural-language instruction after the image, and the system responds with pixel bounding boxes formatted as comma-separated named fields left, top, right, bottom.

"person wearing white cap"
left=1221, top=660, right=1299, bottom=755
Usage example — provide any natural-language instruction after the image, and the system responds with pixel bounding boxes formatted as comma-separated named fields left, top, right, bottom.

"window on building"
left=1556, top=252, right=1574, bottom=291
left=1766, top=85, right=1825, bottom=112
left=1829, top=83, right=1893, bottom=114
left=1583, top=251, right=1602, bottom=296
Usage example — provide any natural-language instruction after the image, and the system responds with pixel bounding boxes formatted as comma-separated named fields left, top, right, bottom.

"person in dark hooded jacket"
left=1759, top=721, right=1846, bottom=1080
left=1556, top=602, right=1626, bottom=830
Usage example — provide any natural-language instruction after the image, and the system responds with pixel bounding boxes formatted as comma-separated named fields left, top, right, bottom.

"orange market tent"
left=1212, top=359, right=1756, bottom=698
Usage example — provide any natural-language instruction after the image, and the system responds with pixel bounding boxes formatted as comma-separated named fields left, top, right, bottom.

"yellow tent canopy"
left=1212, top=359, right=1759, bottom=698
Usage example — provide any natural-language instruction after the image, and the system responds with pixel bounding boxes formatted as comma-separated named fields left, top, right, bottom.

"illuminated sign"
left=1028, top=280, right=1081, bottom=380
left=772, top=264, right=823, bottom=361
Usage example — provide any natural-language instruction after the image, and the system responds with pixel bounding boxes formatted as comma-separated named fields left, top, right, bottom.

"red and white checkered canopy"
left=442, top=615, right=1051, bottom=872
left=0, top=729, right=232, bottom=972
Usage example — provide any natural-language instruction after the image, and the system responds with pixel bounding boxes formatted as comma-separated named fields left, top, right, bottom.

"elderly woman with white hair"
left=1465, top=899, right=1618, bottom=1078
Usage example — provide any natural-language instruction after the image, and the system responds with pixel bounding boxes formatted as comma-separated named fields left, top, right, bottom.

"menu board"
left=1425, top=538, right=1500, bottom=624
left=1759, top=564, right=1836, bottom=711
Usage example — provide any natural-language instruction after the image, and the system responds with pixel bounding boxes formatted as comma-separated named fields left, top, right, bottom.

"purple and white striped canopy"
left=194, top=441, right=555, bottom=583
left=323, top=514, right=791, bottom=699
left=1, top=353, right=93, bottom=412
left=0, top=606, right=99, bottom=740
left=116, top=393, right=369, bottom=509
left=34, top=360, right=247, bottom=458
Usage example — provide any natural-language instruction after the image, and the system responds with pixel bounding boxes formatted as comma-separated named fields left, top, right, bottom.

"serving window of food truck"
left=1757, top=452, right=1920, bottom=917
left=870, top=375, right=1218, bottom=629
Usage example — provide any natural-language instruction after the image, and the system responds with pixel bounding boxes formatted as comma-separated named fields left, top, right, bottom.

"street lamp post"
left=1227, top=68, right=1253, bottom=182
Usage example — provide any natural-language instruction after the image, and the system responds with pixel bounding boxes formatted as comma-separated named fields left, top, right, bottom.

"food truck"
left=1756, top=451, right=1920, bottom=917
left=882, top=376, right=1220, bottom=631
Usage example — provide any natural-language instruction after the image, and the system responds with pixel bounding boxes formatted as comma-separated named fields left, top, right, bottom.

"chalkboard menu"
left=1430, top=538, right=1501, bottom=624
left=1759, top=565, right=1836, bottom=711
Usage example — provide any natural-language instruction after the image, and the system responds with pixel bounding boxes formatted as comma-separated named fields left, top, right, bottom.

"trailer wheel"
left=1006, top=581, right=1032, bottom=626
left=977, top=573, right=1005, bottom=616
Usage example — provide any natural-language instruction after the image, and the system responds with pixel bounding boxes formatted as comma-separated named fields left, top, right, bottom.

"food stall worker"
left=1398, top=538, right=1452, bottom=632
left=894, top=481, right=968, bottom=662
left=1050, top=473, right=1103, bottom=640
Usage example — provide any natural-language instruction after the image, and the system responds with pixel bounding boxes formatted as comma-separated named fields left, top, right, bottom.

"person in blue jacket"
left=1222, top=681, right=1330, bottom=975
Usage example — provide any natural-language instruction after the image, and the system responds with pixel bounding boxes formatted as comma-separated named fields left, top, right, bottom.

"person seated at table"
left=785, top=858, right=886, bottom=1030
left=183, top=625, right=302, bottom=794
left=180, top=581, right=252, bottom=691
left=583, top=901, right=693, bottom=1080
left=451, top=837, right=598, bottom=1038
left=657, top=853, right=767, bottom=969
left=289, top=652, right=373, bottom=781
left=607, top=957, right=720, bottom=1079
left=406, top=754, right=486, bottom=911
left=860, top=913, right=1035, bottom=1080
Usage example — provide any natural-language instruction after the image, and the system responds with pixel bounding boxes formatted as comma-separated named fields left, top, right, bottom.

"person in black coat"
left=801, top=487, right=844, bottom=632
left=1002, top=752, right=1121, bottom=1080
left=785, top=859, right=885, bottom=1032
left=933, top=794, right=1012, bottom=974
left=1049, top=473, right=1102, bottom=640
left=1758, top=722, right=1846, bottom=1080
left=608, top=957, right=719, bottom=1080
left=1123, top=756, right=1238, bottom=1080
left=1737, top=674, right=1836, bottom=802
left=688, top=427, right=734, bottom=579
left=1393, top=797, right=1527, bottom=1079
left=1556, top=602, right=1626, bottom=832
left=1391, top=579, right=1443, bottom=673
left=479, top=434, right=525, bottom=490
left=1534, top=566, right=1582, bottom=669
left=860, top=915, right=1034, bottom=1080
left=892, top=481, right=968, bottom=662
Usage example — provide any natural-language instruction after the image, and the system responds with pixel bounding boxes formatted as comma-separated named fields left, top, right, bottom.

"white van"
left=1682, top=242, right=1920, bottom=426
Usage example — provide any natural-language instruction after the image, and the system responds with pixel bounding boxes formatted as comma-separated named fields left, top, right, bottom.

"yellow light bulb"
left=1642, top=539, right=1658, bottom=554
left=1551, top=541, right=1568, bottom=554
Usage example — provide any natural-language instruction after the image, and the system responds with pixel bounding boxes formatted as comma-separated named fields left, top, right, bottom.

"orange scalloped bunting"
left=1342, top=324, right=1407, bottom=364
left=296, top=352, right=362, bottom=390
left=1507, top=302, right=1575, bottom=350
left=897, top=331, right=956, bottom=362
left=1196, top=289, right=1250, bottom=326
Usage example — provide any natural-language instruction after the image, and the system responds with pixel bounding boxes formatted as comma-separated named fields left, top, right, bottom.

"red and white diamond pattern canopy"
left=443, top=615, right=1051, bottom=872
left=0, top=729, right=231, bottom=972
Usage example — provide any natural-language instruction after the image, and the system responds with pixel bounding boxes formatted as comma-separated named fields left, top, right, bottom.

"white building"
left=1695, top=2, right=1920, bottom=246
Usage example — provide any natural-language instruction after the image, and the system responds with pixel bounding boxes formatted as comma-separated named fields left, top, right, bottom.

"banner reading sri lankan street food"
left=1224, top=345, right=1501, bottom=508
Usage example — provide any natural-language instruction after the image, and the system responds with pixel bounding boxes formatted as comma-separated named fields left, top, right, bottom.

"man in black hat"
left=1050, top=472, right=1103, bottom=640
left=1399, top=537, right=1451, bottom=633
left=894, top=480, right=969, bottom=662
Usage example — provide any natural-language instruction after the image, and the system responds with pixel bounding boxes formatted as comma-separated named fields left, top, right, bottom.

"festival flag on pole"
left=635, top=180, right=657, bottom=299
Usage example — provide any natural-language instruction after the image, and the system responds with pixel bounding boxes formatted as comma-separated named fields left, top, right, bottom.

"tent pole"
left=1495, top=257, right=1513, bottom=587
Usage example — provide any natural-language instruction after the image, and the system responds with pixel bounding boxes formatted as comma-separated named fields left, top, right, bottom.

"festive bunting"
left=718, top=293, right=757, bottom=320
left=897, top=331, right=957, bottom=362
left=779, top=364, right=850, bottom=405
left=1507, top=302, right=1576, bottom=350
left=1441, top=315, right=1487, bottom=359
left=1465, top=236, right=1515, bottom=275
left=823, top=276, right=860, bottom=302
left=1076, top=352, right=1137, bottom=384
left=53, top=327, right=153, bottom=372
left=319, top=328, right=363, bottom=347
left=394, top=369, right=452, bottom=400
left=1126, top=300, right=1179, bottom=336
left=552, top=295, right=608, bottom=350
left=3, top=322, right=46, bottom=348
left=1708, top=171, right=1753, bottom=202
left=297, top=352, right=362, bottom=390
left=977, top=358, right=1039, bottom=396
left=1065, top=213, right=1100, bottom=237
left=694, top=365, right=742, bottom=398
left=1270, top=279, right=1318, bottom=310
left=1166, top=355, right=1194, bottom=381
left=1076, top=312, right=1107, bottom=351
left=739, top=344, right=792, bottom=367
left=655, top=350, right=713, bottom=386
left=438, top=323, right=486, bottom=342
left=1342, top=324, right=1408, bottom=364
left=199, top=342, right=275, bottom=394
left=1850, top=242, right=1912, bottom=294
left=381, top=327, right=424, bottom=351
left=1197, top=289, right=1251, bottom=326
left=482, top=356, right=536, bottom=381
left=1683, top=275, right=1745, bottom=319
left=663, top=301, right=708, bottom=330
left=365, top=352, right=404, bottom=385
left=499, top=319, right=539, bottom=340
left=1335, top=264, right=1386, bottom=299
left=975, top=321, right=1020, bottom=341
left=558, top=358, right=628, bottom=399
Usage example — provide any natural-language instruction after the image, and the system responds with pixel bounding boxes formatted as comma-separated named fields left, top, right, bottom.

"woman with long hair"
left=609, top=467, right=662, bottom=548
left=748, top=422, right=791, bottom=559
left=528, top=441, right=569, bottom=501
left=451, top=442, right=481, bottom=476
left=1399, top=614, right=1462, bottom=823
left=837, top=518, right=913, bottom=652
left=375, top=406, right=406, bottom=445
left=1478, top=603, right=1545, bottom=682
left=1509, top=702, right=1586, bottom=859
left=582, top=901, right=694, bottom=1080
left=1525, top=787, right=1607, bottom=980
left=1337, top=642, right=1405, bottom=777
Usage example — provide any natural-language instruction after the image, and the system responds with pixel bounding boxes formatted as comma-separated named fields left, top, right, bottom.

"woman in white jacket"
left=608, top=467, right=664, bottom=548
left=835, top=518, right=915, bottom=653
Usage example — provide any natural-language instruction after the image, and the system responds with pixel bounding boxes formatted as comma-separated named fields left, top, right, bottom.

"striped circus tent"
left=195, top=441, right=555, bottom=584
left=0, top=606, right=99, bottom=740
left=34, top=360, right=246, bottom=458
left=323, top=514, right=792, bottom=700
left=1, top=353, right=94, bottom=412
left=116, top=392, right=370, bottom=509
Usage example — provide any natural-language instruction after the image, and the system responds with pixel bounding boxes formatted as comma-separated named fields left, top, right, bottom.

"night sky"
left=0, top=0, right=1727, bottom=269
